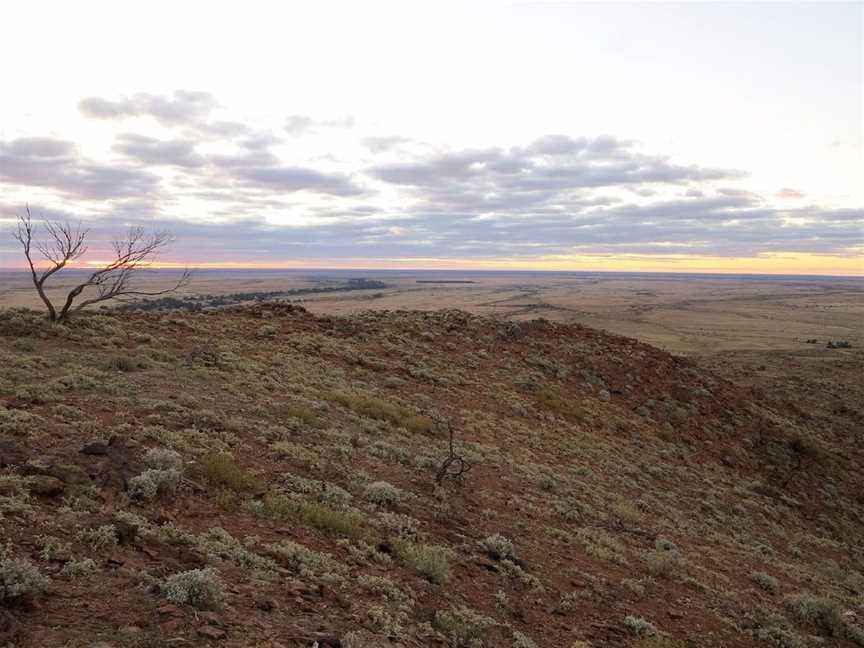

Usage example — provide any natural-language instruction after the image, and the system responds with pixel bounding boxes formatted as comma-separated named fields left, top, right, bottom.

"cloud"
left=193, top=120, right=252, bottom=138
left=113, top=134, right=205, bottom=167
left=0, top=136, right=159, bottom=199
left=233, top=166, right=364, bottom=196
left=285, top=115, right=355, bottom=135
left=153, top=201, right=863, bottom=260
left=776, top=187, right=806, bottom=199
left=238, top=132, right=283, bottom=151
left=3, top=137, right=76, bottom=158
left=369, top=138, right=740, bottom=200
left=79, top=91, right=218, bottom=126
left=7, top=193, right=860, bottom=264
left=4, top=100, right=861, bottom=264
left=208, top=149, right=281, bottom=169
left=361, top=135, right=416, bottom=152
left=525, top=134, right=589, bottom=156
left=371, top=147, right=505, bottom=185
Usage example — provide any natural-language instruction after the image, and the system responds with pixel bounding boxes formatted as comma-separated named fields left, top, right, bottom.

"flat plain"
left=5, top=269, right=860, bottom=355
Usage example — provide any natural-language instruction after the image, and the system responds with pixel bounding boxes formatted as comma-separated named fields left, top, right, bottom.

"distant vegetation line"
left=112, top=278, right=388, bottom=313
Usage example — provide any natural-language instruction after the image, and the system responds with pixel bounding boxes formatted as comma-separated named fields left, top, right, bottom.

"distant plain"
left=4, top=269, right=860, bottom=356
left=0, top=270, right=864, bottom=355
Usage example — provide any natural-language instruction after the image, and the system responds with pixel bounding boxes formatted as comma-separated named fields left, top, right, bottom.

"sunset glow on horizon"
left=7, top=251, right=858, bottom=277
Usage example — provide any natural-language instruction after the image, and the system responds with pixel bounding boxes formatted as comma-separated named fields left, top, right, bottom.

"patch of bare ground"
left=1, top=305, right=862, bottom=647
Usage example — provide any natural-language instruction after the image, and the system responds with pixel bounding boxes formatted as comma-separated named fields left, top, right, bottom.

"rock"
left=197, top=611, right=223, bottom=626
left=0, top=609, right=21, bottom=643
left=598, top=389, right=611, bottom=402
left=154, top=508, right=175, bottom=525
left=0, top=440, right=27, bottom=469
left=114, top=519, right=138, bottom=545
left=512, top=404, right=529, bottom=417
left=81, top=443, right=110, bottom=456
left=255, top=597, right=277, bottom=612
left=0, top=480, right=19, bottom=496
left=667, top=609, right=684, bottom=620
left=28, top=475, right=65, bottom=497
left=90, top=643, right=117, bottom=648
left=476, top=559, right=500, bottom=573
left=376, top=541, right=393, bottom=554
left=105, top=554, right=125, bottom=568
left=157, top=604, right=183, bottom=616
left=197, top=625, right=227, bottom=639
left=159, top=618, right=183, bottom=633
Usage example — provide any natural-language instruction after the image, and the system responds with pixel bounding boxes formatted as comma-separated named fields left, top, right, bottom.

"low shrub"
left=78, top=524, right=118, bottom=551
left=280, top=403, right=325, bottom=428
left=105, top=355, right=147, bottom=372
left=432, top=605, right=496, bottom=644
left=624, top=615, right=658, bottom=638
left=365, top=481, right=401, bottom=505
left=646, top=550, right=679, bottom=578
left=0, top=558, right=49, bottom=605
left=751, top=571, right=780, bottom=593
left=533, top=387, right=583, bottom=422
left=62, top=558, right=97, bottom=577
left=396, top=542, right=451, bottom=584
left=163, top=568, right=222, bottom=609
left=786, top=594, right=842, bottom=637
left=128, top=468, right=180, bottom=500
left=12, top=338, right=35, bottom=352
left=479, top=533, right=516, bottom=561
left=144, top=447, right=182, bottom=471
left=752, top=615, right=803, bottom=648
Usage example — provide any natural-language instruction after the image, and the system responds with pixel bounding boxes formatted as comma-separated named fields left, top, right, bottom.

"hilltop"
left=1, top=305, right=862, bottom=647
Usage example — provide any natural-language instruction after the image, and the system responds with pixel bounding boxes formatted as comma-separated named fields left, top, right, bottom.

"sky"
left=0, top=0, right=862, bottom=275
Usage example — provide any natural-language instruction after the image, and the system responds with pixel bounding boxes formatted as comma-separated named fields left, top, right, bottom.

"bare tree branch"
left=435, top=420, right=472, bottom=486
left=12, top=206, right=88, bottom=321
left=10, top=205, right=192, bottom=322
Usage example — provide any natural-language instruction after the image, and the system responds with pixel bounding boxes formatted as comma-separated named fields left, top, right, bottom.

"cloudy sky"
left=1, top=1, right=861, bottom=274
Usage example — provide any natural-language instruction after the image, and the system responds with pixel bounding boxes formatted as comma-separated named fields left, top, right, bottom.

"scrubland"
left=0, top=304, right=862, bottom=647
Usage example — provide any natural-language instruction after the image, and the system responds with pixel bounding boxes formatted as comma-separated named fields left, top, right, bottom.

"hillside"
left=1, top=305, right=862, bottom=648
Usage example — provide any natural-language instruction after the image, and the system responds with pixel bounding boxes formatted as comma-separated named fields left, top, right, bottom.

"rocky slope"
left=0, top=305, right=862, bottom=648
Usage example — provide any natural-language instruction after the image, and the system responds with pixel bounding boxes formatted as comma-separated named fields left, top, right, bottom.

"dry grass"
left=326, top=391, right=433, bottom=433
left=261, top=494, right=367, bottom=540
left=199, top=453, right=260, bottom=492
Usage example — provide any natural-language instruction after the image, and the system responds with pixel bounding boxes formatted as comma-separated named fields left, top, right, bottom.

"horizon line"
left=1, top=265, right=862, bottom=279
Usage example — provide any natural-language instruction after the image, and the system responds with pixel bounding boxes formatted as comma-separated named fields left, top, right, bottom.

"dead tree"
left=435, top=420, right=472, bottom=486
left=12, top=206, right=191, bottom=323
